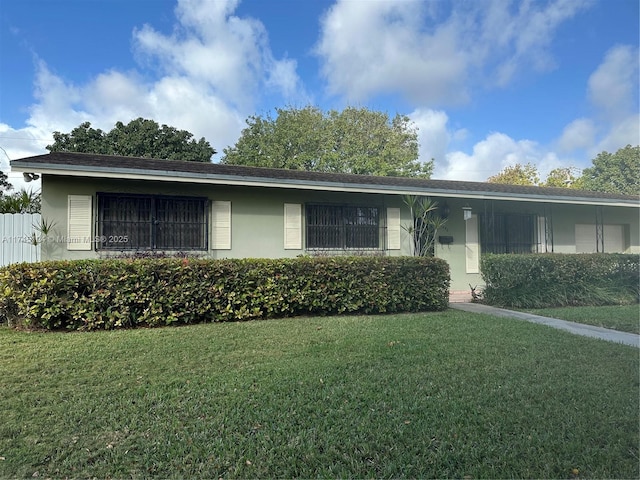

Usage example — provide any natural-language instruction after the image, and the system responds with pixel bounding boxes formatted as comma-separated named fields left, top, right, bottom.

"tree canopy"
left=543, top=167, right=585, bottom=189
left=487, top=163, right=540, bottom=186
left=0, top=189, right=40, bottom=214
left=47, top=118, right=216, bottom=162
left=222, top=106, right=432, bottom=177
left=581, top=145, right=639, bottom=196
left=0, top=171, right=11, bottom=194
left=486, top=145, right=639, bottom=195
left=487, top=163, right=584, bottom=189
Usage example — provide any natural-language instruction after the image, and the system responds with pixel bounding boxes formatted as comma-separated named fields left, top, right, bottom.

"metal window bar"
left=97, top=193, right=208, bottom=250
left=98, top=195, right=152, bottom=250
left=480, top=212, right=538, bottom=254
left=306, top=205, right=380, bottom=250
left=155, top=198, right=208, bottom=250
left=595, top=206, right=604, bottom=253
left=544, top=204, right=554, bottom=253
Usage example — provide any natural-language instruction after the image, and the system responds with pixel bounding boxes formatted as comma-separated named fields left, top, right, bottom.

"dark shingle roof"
left=11, top=151, right=639, bottom=203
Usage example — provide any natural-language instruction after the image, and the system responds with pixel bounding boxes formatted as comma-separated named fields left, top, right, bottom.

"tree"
left=47, top=118, right=216, bottom=162
left=487, top=163, right=540, bottom=186
left=0, top=189, right=40, bottom=214
left=222, top=106, right=432, bottom=177
left=47, top=122, right=110, bottom=155
left=580, top=145, right=639, bottom=196
left=543, top=167, right=585, bottom=189
left=0, top=171, right=11, bottom=194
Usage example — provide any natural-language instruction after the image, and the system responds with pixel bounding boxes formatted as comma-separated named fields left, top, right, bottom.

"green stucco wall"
left=439, top=198, right=640, bottom=292
left=41, top=175, right=410, bottom=260
left=41, top=175, right=639, bottom=295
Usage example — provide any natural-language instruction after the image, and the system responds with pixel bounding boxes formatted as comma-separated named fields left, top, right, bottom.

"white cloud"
left=175, top=0, right=240, bottom=35
left=316, top=0, right=591, bottom=104
left=437, top=41, right=640, bottom=184
left=82, top=70, right=150, bottom=122
left=409, top=108, right=468, bottom=168
left=5, top=61, right=245, bottom=162
left=587, top=46, right=640, bottom=155
left=434, top=132, right=563, bottom=182
left=409, top=108, right=567, bottom=182
left=495, top=0, right=592, bottom=82
left=148, top=76, right=244, bottom=150
left=1, top=0, right=633, bottom=194
left=0, top=62, right=79, bottom=189
left=133, top=0, right=305, bottom=109
left=0, top=124, right=47, bottom=192
left=592, top=114, right=640, bottom=156
left=555, top=45, right=640, bottom=159
left=27, top=61, right=89, bottom=135
left=316, top=1, right=469, bottom=105
left=1, top=0, right=308, bottom=189
left=314, top=0, right=607, bottom=184
left=557, top=118, right=597, bottom=152
left=588, top=45, right=639, bottom=122
left=264, top=57, right=304, bottom=101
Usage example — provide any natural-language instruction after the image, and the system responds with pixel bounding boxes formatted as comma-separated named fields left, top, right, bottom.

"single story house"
left=11, top=152, right=640, bottom=301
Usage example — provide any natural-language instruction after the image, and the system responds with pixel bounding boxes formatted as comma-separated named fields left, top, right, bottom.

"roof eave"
left=11, top=161, right=639, bottom=208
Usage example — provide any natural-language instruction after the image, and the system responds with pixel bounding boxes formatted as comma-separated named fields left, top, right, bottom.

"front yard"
left=522, top=304, right=639, bottom=334
left=1, top=310, right=638, bottom=478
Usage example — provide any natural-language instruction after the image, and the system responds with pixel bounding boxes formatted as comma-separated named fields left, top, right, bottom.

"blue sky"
left=0, top=0, right=638, bottom=189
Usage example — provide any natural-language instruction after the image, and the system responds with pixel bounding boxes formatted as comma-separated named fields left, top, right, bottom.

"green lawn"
left=1, top=310, right=638, bottom=479
left=523, top=304, right=640, bottom=334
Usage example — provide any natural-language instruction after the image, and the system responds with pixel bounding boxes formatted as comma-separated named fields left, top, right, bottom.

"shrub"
left=480, top=253, right=639, bottom=308
left=0, top=256, right=450, bottom=331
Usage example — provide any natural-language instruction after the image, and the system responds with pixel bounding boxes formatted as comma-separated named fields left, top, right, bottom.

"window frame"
left=96, top=192, right=209, bottom=251
left=305, top=204, right=381, bottom=250
left=479, top=212, right=539, bottom=254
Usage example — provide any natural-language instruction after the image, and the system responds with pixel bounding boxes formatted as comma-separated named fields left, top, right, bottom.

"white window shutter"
left=67, top=195, right=93, bottom=251
left=604, top=224, right=624, bottom=253
left=284, top=203, right=302, bottom=249
left=575, top=224, right=596, bottom=253
left=211, top=201, right=231, bottom=250
left=387, top=207, right=401, bottom=250
left=465, top=214, right=479, bottom=273
left=575, top=224, right=624, bottom=253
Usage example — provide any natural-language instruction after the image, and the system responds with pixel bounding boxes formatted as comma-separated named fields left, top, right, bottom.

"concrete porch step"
left=449, top=290, right=473, bottom=303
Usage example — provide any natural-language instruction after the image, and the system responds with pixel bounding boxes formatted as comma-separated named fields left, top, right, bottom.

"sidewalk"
left=450, top=302, right=640, bottom=348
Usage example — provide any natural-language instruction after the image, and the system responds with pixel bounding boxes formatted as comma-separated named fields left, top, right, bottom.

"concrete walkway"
left=450, top=302, right=640, bottom=348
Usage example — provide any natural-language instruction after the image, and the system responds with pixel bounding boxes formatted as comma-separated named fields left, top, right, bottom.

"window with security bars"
left=97, top=193, right=208, bottom=250
left=479, top=213, right=538, bottom=254
left=306, top=205, right=380, bottom=249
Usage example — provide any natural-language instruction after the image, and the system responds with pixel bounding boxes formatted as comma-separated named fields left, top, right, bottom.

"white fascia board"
left=12, top=162, right=639, bottom=208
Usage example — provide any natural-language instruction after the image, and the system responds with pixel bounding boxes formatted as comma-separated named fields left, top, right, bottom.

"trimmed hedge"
left=0, top=256, right=450, bottom=331
left=480, top=253, right=639, bottom=308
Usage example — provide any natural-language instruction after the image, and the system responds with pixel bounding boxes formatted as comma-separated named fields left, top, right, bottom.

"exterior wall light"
left=462, top=205, right=472, bottom=221
left=23, top=172, right=40, bottom=182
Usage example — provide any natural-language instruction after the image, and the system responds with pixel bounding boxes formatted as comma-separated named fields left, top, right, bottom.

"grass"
left=522, top=304, right=640, bottom=334
left=1, top=310, right=638, bottom=479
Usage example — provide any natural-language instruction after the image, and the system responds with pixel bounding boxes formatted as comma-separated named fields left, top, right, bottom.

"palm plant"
left=0, top=189, right=41, bottom=214
left=402, top=195, right=447, bottom=256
